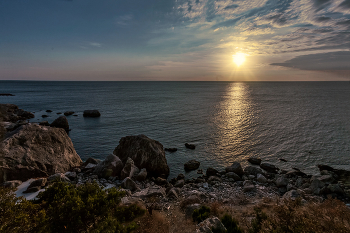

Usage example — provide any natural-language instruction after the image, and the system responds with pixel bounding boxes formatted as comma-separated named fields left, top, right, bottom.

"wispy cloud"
left=116, top=14, right=133, bottom=26
left=89, top=42, right=102, bottom=48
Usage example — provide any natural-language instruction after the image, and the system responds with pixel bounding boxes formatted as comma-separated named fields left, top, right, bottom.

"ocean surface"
left=1, top=81, right=349, bottom=179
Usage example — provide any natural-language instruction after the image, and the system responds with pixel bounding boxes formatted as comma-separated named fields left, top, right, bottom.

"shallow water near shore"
left=1, top=81, right=350, bottom=179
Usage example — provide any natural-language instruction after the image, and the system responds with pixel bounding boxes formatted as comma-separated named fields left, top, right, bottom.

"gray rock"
left=146, top=186, right=166, bottom=198
left=93, top=154, right=124, bottom=179
left=83, top=157, right=100, bottom=166
left=247, top=158, right=262, bottom=165
left=310, top=178, right=325, bottom=195
left=113, top=135, right=170, bottom=177
left=120, top=157, right=139, bottom=179
left=206, top=167, right=219, bottom=177
left=226, top=172, right=242, bottom=181
left=260, top=163, right=279, bottom=173
left=184, top=160, right=200, bottom=171
left=50, top=116, right=70, bottom=131
left=0, top=124, right=82, bottom=183
left=64, top=111, right=74, bottom=116
left=225, top=162, right=244, bottom=176
left=23, top=186, right=41, bottom=193
left=135, top=168, right=147, bottom=181
left=244, top=166, right=264, bottom=176
left=174, top=179, right=185, bottom=188
left=283, top=190, right=301, bottom=199
left=275, top=176, right=288, bottom=187
left=65, top=171, right=77, bottom=180
left=256, top=174, right=267, bottom=183
left=243, top=183, right=256, bottom=192
left=328, top=183, right=345, bottom=195
left=208, top=176, right=221, bottom=184
left=185, top=204, right=201, bottom=218
left=83, top=110, right=101, bottom=117
left=27, top=178, right=47, bottom=190
left=155, top=177, right=168, bottom=186
left=121, top=177, right=139, bottom=191
left=177, top=173, right=185, bottom=180
left=48, top=173, right=70, bottom=183
left=166, top=188, right=178, bottom=199
left=318, top=175, right=335, bottom=184
left=85, top=163, right=97, bottom=169
left=2, top=180, right=22, bottom=188
left=197, top=217, right=227, bottom=233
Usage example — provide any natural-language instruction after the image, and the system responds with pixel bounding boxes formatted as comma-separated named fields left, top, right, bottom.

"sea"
left=1, top=81, right=349, bottom=179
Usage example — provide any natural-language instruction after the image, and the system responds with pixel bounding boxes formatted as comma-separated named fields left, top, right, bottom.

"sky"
left=0, top=0, right=350, bottom=81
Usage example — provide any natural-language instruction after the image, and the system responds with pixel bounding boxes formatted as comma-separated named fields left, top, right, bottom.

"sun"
left=233, top=52, right=246, bottom=67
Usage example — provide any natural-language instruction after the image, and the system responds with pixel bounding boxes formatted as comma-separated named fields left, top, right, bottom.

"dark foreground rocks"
left=50, top=116, right=70, bottom=132
left=184, top=160, right=200, bottom=171
left=0, top=104, right=34, bottom=123
left=113, top=135, right=170, bottom=178
left=83, top=110, right=101, bottom=117
left=0, top=123, right=82, bottom=183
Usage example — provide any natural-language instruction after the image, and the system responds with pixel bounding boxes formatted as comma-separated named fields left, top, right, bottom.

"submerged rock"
left=83, top=110, right=101, bottom=117
left=113, top=135, right=170, bottom=178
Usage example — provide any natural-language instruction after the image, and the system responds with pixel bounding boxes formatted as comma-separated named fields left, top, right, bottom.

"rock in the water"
left=206, top=167, right=219, bottom=177
left=120, top=157, right=139, bottom=180
left=244, top=166, right=264, bottom=176
left=185, top=143, right=196, bottom=149
left=93, top=154, right=124, bottom=179
left=82, top=157, right=100, bottom=167
left=113, top=135, right=170, bottom=178
left=257, top=174, right=267, bottom=183
left=46, top=110, right=52, bottom=113
left=247, top=158, right=262, bottom=165
left=121, top=177, right=139, bottom=191
left=317, top=164, right=334, bottom=172
left=225, top=162, right=244, bottom=176
left=0, top=124, right=82, bottom=183
left=42, top=115, right=48, bottom=118
left=135, top=168, right=147, bottom=181
left=260, top=163, right=279, bottom=173
left=197, top=217, right=227, bottom=233
left=177, top=173, right=185, bottom=180
left=50, top=116, right=69, bottom=131
left=64, top=111, right=74, bottom=116
left=83, top=110, right=101, bottom=117
left=184, top=160, right=200, bottom=171
left=2, top=180, right=22, bottom=188
left=285, top=170, right=307, bottom=178
left=164, top=148, right=177, bottom=152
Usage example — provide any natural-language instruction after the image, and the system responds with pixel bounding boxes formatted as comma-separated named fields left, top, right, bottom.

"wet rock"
left=257, top=174, right=267, bottom=183
left=260, top=163, right=279, bottom=173
left=46, top=110, right=52, bottom=113
left=185, top=143, right=196, bottom=149
left=164, top=148, right=177, bottom=152
left=2, top=180, right=22, bottom=188
left=83, top=157, right=100, bottom=166
left=317, top=164, right=334, bottom=172
left=197, top=217, right=226, bottom=233
left=206, top=167, right=219, bottom=177
left=184, top=160, right=200, bottom=171
left=279, top=158, right=287, bottom=162
left=93, top=154, right=124, bottom=179
left=0, top=124, right=82, bottom=183
left=41, top=115, right=49, bottom=118
left=121, top=177, right=139, bottom=191
left=247, top=158, right=261, bottom=165
left=135, top=168, right=147, bottom=181
left=285, top=170, right=307, bottom=178
left=244, top=166, right=264, bottom=176
left=113, top=135, right=169, bottom=178
left=197, top=169, right=203, bottom=174
left=177, top=174, right=185, bottom=180
left=64, top=111, right=74, bottom=116
left=50, top=116, right=70, bottom=131
left=83, top=110, right=101, bottom=117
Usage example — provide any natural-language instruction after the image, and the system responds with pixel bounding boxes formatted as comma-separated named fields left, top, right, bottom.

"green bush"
left=0, top=181, right=145, bottom=233
left=192, top=205, right=211, bottom=223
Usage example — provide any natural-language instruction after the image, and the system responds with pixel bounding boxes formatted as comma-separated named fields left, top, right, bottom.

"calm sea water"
left=1, top=81, right=349, bottom=178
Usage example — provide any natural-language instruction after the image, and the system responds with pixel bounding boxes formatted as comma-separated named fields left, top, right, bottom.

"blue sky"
left=1, top=0, right=350, bottom=81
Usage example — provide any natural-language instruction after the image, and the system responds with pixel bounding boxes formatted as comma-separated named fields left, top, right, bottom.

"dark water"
left=1, top=81, right=349, bottom=178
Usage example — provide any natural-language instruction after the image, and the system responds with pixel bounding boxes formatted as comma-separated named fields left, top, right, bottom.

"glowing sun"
left=233, top=52, right=246, bottom=67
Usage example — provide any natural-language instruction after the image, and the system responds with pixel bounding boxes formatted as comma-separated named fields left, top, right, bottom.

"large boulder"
left=225, top=162, right=244, bottom=176
left=120, top=157, right=139, bottom=180
left=0, top=104, right=34, bottom=123
left=260, top=163, right=279, bottom=173
left=184, top=160, right=200, bottom=171
left=0, top=124, right=82, bottom=183
left=244, top=166, right=264, bottom=176
left=50, top=116, right=69, bottom=131
left=113, top=135, right=169, bottom=178
left=93, top=154, right=124, bottom=179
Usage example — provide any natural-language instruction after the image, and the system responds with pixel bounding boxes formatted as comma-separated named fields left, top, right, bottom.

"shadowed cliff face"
left=0, top=105, right=6, bottom=141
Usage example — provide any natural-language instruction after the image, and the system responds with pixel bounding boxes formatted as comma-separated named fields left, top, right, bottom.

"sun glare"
left=233, top=52, right=246, bottom=67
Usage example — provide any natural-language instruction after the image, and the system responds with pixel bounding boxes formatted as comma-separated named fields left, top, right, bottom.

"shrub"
left=249, top=207, right=268, bottom=233
left=192, top=205, right=211, bottom=223
left=34, top=181, right=145, bottom=233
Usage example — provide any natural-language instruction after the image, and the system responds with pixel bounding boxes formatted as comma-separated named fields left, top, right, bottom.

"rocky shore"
left=1, top=104, right=350, bottom=232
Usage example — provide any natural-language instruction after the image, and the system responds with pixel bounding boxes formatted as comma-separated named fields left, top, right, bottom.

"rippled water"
left=1, top=81, right=349, bottom=178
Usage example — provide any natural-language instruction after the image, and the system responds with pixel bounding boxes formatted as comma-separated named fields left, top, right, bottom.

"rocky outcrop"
left=0, top=124, right=82, bottom=183
left=113, top=135, right=170, bottom=178
left=50, top=116, right=70, bottom=131
left=83, top=110, right=101, bottom=117
left=0, top=104, right=34, bottom=123
left=225, top=162, right=244, bottom=176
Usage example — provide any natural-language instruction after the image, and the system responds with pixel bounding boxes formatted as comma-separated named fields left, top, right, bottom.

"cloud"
left=89, top=42, right=102, bottom=48
left=271, top=51, right=350, bottom=70
left=116, top=14, right=133, bottom=26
